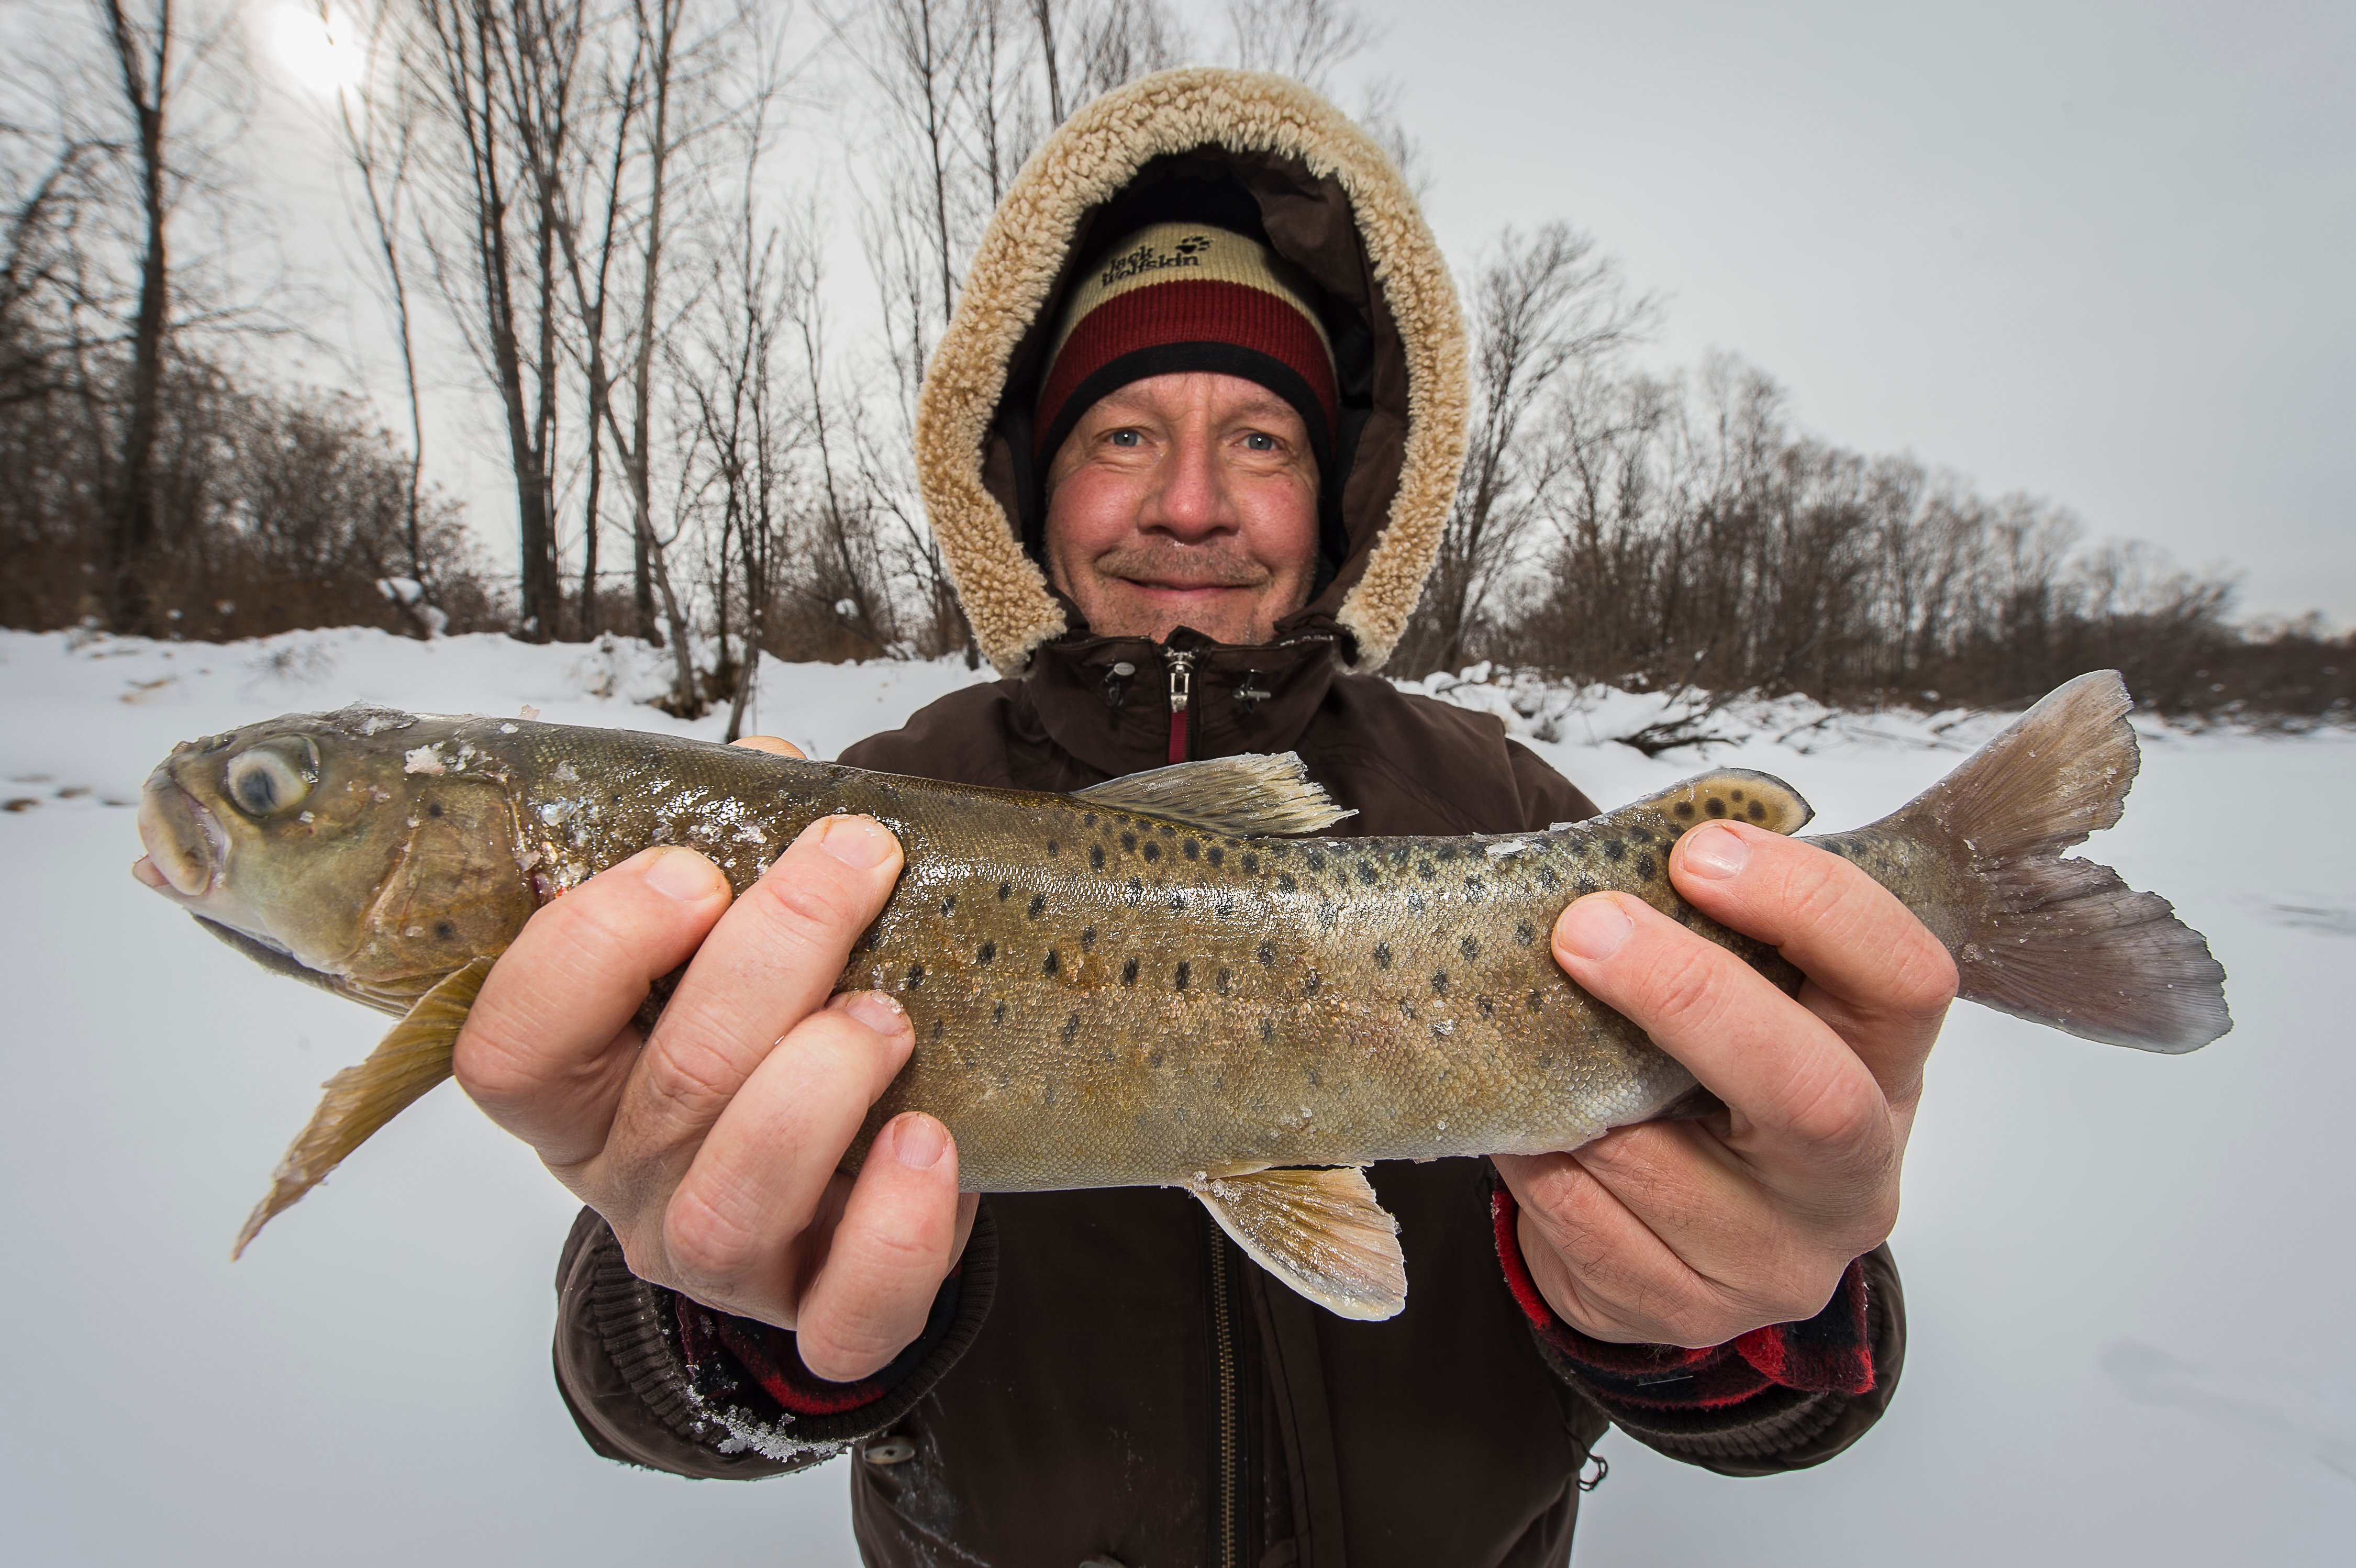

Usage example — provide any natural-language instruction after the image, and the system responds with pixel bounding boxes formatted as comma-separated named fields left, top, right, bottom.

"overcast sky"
left=245, top=0, right=2353, bottom=626
left=1347, top=0, right=2354, bottom=622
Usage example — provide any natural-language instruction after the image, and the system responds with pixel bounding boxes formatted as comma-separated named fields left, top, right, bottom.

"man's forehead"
left=1084, top=372, right=1304, bottom=426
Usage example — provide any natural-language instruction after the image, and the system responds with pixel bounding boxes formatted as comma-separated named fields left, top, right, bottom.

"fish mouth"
left=137, top=768, right=226, bottom=900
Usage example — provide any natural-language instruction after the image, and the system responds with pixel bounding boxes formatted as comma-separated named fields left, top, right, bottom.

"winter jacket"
left=551, top=69, right=1906, bottom=1567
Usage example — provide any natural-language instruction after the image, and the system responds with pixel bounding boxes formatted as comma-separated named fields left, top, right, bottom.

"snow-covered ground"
left=1, top=626, right=2347, bottom=1565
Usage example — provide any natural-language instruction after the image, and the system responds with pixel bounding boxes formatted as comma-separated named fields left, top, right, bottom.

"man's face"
left=1041, top=372, right=1320, bottom=647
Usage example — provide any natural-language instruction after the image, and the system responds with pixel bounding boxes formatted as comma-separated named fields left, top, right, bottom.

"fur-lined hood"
left=915, top=68, right=1469, bottom=676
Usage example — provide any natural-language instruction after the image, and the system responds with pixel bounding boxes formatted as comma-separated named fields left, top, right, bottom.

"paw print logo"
left=1174, top=234, right=1212, bottom=256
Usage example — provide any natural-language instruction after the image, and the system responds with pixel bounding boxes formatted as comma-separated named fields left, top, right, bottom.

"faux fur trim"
left=914, top=68, right=1470, bottom=675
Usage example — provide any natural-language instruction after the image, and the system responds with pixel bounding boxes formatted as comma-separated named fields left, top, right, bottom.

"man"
left=454, top=71, right=1949, bottom=1565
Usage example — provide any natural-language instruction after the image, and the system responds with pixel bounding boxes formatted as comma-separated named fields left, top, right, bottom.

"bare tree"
left=1222, top=0, right=1371, bottom=90
left=1399, top=221, right=1656, bottom=674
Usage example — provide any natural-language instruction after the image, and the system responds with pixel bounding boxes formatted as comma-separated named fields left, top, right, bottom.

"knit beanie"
left=1033, top=223, right=1339, bottom=487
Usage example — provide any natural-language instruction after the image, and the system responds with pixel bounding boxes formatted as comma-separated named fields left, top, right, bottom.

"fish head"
left=135, top=708, right=536, bottom=995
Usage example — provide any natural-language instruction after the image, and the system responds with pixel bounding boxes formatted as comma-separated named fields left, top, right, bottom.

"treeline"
left=0, top=0, right=2341, bottom=726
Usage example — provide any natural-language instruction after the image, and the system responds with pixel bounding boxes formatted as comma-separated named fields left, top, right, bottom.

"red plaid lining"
left=673, top=1263, right=965, bottom=1419
left=1490, top=1184, right=1875, bottom=1408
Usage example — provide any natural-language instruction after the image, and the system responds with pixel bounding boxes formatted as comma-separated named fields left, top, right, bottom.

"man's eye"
left=1108, top=429, right=1142, bottom=447
left=1243, top=432, right=1279, bottom=452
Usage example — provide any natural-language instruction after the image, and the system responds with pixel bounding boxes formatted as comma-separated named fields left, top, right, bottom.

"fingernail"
left=1682, top=825, right=1750, bottom=881
left=813, top=814, right=895, bottom=870
left=841, top=990, right=907, bottom=1037
left=1558, top=897, right=1633, bottom=962
left=891, top=1113, right=948, bottom=1171
left=641, top=848, right=719, bottom=902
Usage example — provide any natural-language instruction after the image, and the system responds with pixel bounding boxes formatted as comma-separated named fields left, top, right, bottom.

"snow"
left=1, top=626, right=2349, bottom=1564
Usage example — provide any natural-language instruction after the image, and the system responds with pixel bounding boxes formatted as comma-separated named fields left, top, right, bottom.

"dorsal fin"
left=1075, top=753, right=1354, bottom=837
left=1626, top=769, right=1813, bottom=836
left=231, top=955, right=495, bottom=1259
left=1188, top=1166, right=1406, bottom=1320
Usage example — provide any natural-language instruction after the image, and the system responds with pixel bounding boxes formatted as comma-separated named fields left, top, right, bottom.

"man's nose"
left=1143, top=427, right=1235, bottom=538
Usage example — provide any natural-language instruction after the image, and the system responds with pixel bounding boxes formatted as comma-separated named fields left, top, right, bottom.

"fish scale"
left=134, top=672, right=2230, bottom=1318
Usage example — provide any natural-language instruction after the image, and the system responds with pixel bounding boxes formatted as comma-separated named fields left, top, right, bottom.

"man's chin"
left=1096, top=583, right=1270, bottom=645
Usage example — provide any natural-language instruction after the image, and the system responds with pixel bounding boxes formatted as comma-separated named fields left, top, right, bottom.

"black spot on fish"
left=1207, top=846, right=1224, bottom=867
left=1126, top=877, right=1144, bottom=905
left=1637, top=854, right=1655, bottom=878
left=1463, top=877, right=1486, bottom=902
left=1536, top=866, right=1560, bottom=890
left=1258, top=941, right=1276, bottom=966
left=976, top=940, right=995, bottom=965
left=1169, top=893, right=1185, bottom=912
left=1042, top=949, right=1060, bottom=976
left=1174, top=961, right=1190, bottom=992
left=1148, top=1046, right=1164, bottom=1067
left=1121, top=831, right=1137, bottom=853
left=1305, top=850, right=1326, bottom=871
left=1044, top=1084, right=1057, bottom=1106
left=1121, top=957, right=1140, bottom=986
left=1516, top=920, right=1536, bottom=946
left=1216, top=968, right=1231, bottom=996
left=1731, top=789, right=1746, bottom=802
left=992, top=1000, right=1006, bottom=1025
left=1063, top=1013, right=1081, bottom=1042
left=1526, top=989, right=1543, bottom=1012
left=1242, top=852, right=1260, bottom=874
left=1417, top=860, right=1436, bottom=880
left=1261, top=1018, right=1275, bottom=1043
left=1271, top=842, right=1292, bottom=858
left=1183, top=839, right=1198, bottom=860
left=1706, top=797, right=1727, bottom=818
left=1090, top=844, right=1106, bottom=869
left=1398, top=999, right=1417, bottom=1021
left=1159, top=824, right=1175, bottom=838
left=1575, top=873, right=1598, bottom=894
left=1142, top=842, right=1161, bottom=863
left=1460, top=935, right=1480, bottom=961
left=1437, top=844, right=1459, bottom=863
left=1081, top=926, right=1096, bottom=950
left=1027, top=893, right=1046, bottom=918
left=932, top=1019, right=944, bottom=1040
left=1674, top=800, right=1695, bottom=819
left=1047, top=839, right=1059, bottom=857
left=1304, top=1065, right=1318, bottom=1086
left=1407, top=893, right=1427, bottom=916
left=1082, top=813, right=1097, bottom=827
left=1431, top=970, right=1450, bottom=996
left=941, top=895, right=957, bottom=917
left=1303, top=971, right=1321, bottom=997
left=1747, top=799, right=1766, bottom=821
left=1357, top=862, right=1380, bottom=885
left=1215, top=899, right=1233, bottom=918
left=1630, top=826, right=1652, bottom=844
left=998, top=881, right=1013, bottom=900
left=434, top=920, right=456, bottom=940
left=1276, top=873, right=1297, bottom=893
left=427, top=803, right=443, bottom=818
left=1318, top=902, right=1339, bottom=931
left=1390, top=845, right=1412, bottom=866
left=1477, top=998, right=1495, bottom=1018
left=1603, top=839, right=1626, bottom=862
left=1374, top=942, right=1392, bottom=969
left=906, top=963, right=926, bottom=989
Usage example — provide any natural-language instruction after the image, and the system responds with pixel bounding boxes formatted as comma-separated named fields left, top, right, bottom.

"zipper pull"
left=1165, top=650, right=1195, bottom=764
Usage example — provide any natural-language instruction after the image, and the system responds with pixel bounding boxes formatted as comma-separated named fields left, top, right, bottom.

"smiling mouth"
left=136, top=769, right=224, bottom=900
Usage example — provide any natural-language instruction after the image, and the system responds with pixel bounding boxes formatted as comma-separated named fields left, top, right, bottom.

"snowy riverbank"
left=2, top=626, right=2348, bottom=1565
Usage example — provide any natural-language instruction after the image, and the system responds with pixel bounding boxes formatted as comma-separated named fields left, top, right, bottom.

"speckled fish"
left=132, top=671, right=2229, bottom=1319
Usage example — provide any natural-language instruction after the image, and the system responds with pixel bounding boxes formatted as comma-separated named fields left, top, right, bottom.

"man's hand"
left=452, top=737, right=977, bottom=1383
left=1494, top=820, right=1955, bottom=1349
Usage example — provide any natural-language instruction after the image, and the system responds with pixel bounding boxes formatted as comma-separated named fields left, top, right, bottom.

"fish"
left=132, top=670, right=2229, bottom=1319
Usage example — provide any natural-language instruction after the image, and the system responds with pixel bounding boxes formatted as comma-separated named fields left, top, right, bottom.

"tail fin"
left=1836, top=672, right=2229, bottom=1053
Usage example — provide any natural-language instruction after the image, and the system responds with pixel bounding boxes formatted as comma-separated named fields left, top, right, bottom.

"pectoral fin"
left=1188, top=1166, right=1407, bottom=1321
left=232, top=955, right=496, bottom=1259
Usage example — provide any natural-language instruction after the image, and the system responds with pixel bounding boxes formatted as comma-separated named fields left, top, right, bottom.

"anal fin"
left=1188, top=1166, right=1406, bottom=1320
left=1075, top=753, right=1354, bottom=837
left=232, top=955, right=496, bottom=1258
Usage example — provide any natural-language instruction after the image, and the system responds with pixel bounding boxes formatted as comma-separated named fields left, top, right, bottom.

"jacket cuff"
left=1489, top=1180, right=1901, bottom=1469
left=552, top=1202, right=998, bottom=1476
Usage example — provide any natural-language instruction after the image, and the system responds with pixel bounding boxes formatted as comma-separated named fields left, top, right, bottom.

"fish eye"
left=224, top=738, right=320, bottom=819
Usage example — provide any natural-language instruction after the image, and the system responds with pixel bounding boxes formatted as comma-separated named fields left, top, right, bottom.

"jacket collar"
left=1020, top=623, right=1344, bottom=780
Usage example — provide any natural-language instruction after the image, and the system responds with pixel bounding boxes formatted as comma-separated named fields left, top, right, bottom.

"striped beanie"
left=1034, top=223, right=1339, bottom=484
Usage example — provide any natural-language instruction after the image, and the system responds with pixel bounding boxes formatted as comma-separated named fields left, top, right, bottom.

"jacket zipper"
left=1208, top=1232, right=1240, bottom=1568
left=1165, top=649, right=1195, bottom=764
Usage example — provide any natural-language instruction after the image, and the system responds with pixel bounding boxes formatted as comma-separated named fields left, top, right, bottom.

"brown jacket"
left=552, top=69, right=1905, bottom=1566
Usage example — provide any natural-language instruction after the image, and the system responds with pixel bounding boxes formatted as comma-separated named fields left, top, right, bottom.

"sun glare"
left=271, top=7, right=368, bottom=100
